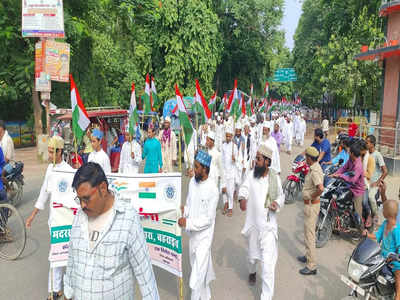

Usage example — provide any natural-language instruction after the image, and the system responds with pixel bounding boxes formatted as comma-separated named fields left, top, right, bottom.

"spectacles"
left=74, top=187, right=98, bottom=205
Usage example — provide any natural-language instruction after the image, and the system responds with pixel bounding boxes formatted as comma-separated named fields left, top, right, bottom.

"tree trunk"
left=32, top=87, right=43, bottom=141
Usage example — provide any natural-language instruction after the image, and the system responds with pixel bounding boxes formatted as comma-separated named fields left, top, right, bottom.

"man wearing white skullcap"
left=260, top=122, right=281, bottom=174
left=282, top=115, right=294, bottom=154
left=26, top=136, right=75, bottom=299
left=158, top=116, right=177, bottom=172
left=239, top=144, right=285, bottom=299
left=221, top=125, right=239, bottom=217
left=206, top=131, right=222, bottom=192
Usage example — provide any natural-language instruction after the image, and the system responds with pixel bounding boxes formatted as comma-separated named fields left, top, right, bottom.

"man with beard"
left=238, top=144, right=285, bottom=300
left=158, top=116, right=177, bottom=172
left=119, top=130, right=142, bottom=174
left=179, top=150, right=218, bottom=300
left=260, top=122, right=281, bottom=174
left=221, top=127, right=239, bottom=216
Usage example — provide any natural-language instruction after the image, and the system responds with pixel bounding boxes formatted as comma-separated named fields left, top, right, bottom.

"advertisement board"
left=22, top=0, right=65, bottom=38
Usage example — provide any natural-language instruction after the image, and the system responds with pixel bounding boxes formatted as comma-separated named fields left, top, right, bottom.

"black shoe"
left=248, top=272, right=256, bottom=286
left=297, top=256, right=307, bottom=263
left=299, top=267, right=317, bottom=275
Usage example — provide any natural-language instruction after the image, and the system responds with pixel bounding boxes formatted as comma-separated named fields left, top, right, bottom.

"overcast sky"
left=281, top=0, right=303, bottom=50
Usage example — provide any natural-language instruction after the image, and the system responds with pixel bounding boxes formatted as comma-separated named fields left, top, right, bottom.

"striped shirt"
left=64, top=197, right=160, bottom=300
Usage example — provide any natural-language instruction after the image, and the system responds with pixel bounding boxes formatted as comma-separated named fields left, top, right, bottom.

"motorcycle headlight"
left=348, top=259, right=368, bottom=283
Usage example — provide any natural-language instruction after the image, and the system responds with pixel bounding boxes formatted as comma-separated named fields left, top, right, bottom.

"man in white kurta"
left=88, top=128, right=111, bottom=173
left=282, top=116, right=294, bottom=154
left=25, top=136, right=75, bottom=299
left=118, top=131, right=142, bottom=174
left=185, top=128, right=198, bottom=173
left=215, top=117, right=225, bottom=152
left=295, top=115, right=307, bottom=146
left=158, top=116, right=177, bottom=172
left=239, top=144, right=285, bottom=300
left=205, top=131, right=222, bottom=190
left=260, top=122, right=281, bottom=174
left=0, top=121, right=15, bottom=162
left=179, top=150, right=219, bottom=300
left=221, top=127, right=239, bottom=216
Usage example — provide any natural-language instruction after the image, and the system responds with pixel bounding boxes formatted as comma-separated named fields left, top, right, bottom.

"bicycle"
left=0, top=202, right=26, bottom=260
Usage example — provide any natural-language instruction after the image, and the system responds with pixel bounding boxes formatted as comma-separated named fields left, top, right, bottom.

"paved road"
left=1, top=138, right=399, bottom=300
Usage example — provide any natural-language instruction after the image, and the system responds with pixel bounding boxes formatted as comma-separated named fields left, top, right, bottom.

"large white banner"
left=48, top=170, right=183, bottom=277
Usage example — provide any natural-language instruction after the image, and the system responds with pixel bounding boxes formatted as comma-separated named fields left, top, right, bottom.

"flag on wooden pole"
left=70, top=74, right=90, bottom=144
left=128, top=82, right=138, bottom=136
left=176, top=84, right=194, bottom=146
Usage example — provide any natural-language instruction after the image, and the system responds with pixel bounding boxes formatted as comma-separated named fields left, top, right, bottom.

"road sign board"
left=272, top=68, right=297, bottom=82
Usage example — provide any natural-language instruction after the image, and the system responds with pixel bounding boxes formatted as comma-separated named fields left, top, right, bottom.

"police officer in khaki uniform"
left=297, top=146, right=324, bottom=275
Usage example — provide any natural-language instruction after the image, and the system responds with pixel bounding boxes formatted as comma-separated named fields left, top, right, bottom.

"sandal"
left=227, top=210, right=233, bottom=217
left=47, top=291, right=63, bottom=300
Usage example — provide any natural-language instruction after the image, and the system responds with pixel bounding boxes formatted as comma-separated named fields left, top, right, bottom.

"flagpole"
left=73, top=135, right=78, bottom=167
left=178, top=130, right=182, bottom=172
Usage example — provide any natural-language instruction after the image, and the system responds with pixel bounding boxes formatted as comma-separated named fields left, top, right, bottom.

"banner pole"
left=50, top=267, right=54, bottom=300
left=177, top=276, right=184, bottom=300
left=178, top=130, right=182, bottom=172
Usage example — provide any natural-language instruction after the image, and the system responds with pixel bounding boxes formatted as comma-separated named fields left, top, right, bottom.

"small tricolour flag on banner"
left=195, top=79, right=212, bottom=122
left=151, top=77, right=159, bottom=108
left=70, top=74, right=90, bottom=144
left=129, top=82, right=139, bottom=136
left=176, top=84, right=194, bottom=146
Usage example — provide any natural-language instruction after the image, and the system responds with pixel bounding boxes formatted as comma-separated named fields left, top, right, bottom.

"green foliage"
left=0, top=0, right=286, bottom=122
left=293, top=0, right=384, bottom=109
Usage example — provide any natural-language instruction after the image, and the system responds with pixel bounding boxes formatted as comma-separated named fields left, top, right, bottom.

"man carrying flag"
left=119, top=83, right=142, bottom=174
left=158, top=116, right=177, bottom=172
left=142, top=74, right=152, bottom=114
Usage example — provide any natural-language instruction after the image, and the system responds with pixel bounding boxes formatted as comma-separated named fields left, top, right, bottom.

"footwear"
left=248, top=273, right=256, bottom=286
left=297, top=256, right=307, bottom=263
left=46, top=291, right=63, bottom=300
left=299, top=267, right=317, bottom=275
left=227, top=209, right=233, bottom=217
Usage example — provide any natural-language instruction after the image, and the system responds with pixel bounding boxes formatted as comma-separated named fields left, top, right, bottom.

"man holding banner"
left=64, top=162, right=159, bottom=300
left=25, top=136, right=74, bottom=300
left=179, top=150, right=218, bottom=300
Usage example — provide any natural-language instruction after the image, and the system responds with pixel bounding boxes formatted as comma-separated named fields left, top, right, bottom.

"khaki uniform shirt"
left=303, top=162, right=324, bottom=201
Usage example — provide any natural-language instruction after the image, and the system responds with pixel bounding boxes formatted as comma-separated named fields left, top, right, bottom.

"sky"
left=281, top=0, right=303, bottom=50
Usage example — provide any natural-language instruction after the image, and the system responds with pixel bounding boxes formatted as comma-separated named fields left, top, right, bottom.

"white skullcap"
left=225, top=125, right=234, bottom=135
left=214, top=112, right=218, bottom=116
left=207, top=131, right=216, bottom=141
left=235, top=122, right=242, bottom=130
left=164, top=116, right=171, bottom=123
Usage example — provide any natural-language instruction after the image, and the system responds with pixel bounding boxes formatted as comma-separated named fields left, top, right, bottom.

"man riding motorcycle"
left=330, top=143, right=365, bottom=230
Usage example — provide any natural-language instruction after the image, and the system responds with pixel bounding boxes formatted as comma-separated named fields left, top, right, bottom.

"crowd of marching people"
left=2, top=107, right=397, bottom=300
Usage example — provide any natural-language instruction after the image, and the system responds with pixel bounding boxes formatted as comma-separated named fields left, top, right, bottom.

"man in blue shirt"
left=311, top=128, right=331, bottom=169
left=322, top=138, right=350, bottom=167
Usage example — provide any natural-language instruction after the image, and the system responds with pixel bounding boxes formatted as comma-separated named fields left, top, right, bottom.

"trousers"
left=191, top=282, right=211, bottom=300
left=48, top=266, right=65, bottom=293
left=368, top=186, right=379, bottom=216
left=304, top=202, right=320, bottom=270
left=222, top=177, right=235, bottom=209
left=247, top=229, right=278, bottom=300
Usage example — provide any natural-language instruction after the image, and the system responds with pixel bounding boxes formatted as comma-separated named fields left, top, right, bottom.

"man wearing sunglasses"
left=64, top=162, right=159, bottom=300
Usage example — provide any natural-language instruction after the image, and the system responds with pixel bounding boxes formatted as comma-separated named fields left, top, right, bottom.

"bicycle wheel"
left=0, top=203, right=26, bottom=260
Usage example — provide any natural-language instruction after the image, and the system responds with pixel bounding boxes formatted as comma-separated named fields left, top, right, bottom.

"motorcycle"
left=315, top=172, right=372, bottom=248
left=3, top=161, right=24, bottom=207
left=323, top=159, right=344, bottom=187
left=283, top=155, right=309, bottom=204
left=340, top=238, right=400, bottom=299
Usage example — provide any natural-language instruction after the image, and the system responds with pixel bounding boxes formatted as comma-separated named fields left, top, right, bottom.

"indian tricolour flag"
left=151, top=77, right=159, bottom=107
left=70, top=74, right=90, bottom=144
left=176, top=84, right=194, bottom=146
left=142, top=74, right=152, bottom=114
left=227, top=79, right=239, bottom=118
left=128, top=82, right=138, bottom=136
left=264, top=81, right=269, bottom=98
left=195, top=79, right=212, bottom=122
left=138, top=181, right=157, bottom=199
left=208, top=91, right=217, bottom=112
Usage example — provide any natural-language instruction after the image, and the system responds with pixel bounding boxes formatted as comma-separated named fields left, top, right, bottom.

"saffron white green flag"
left=129, top=82, right=138, bottom=136
left=151, top=76, right=159, bottom=107
left=70, top=74, right=90, bottom=144
left=175, top=84, right=194, bottom=146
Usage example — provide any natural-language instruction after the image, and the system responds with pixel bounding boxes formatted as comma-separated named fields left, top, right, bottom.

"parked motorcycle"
left=315, top=172, right=372, bottom=248
left=283, top=155, right=309, bottom=204
left=3, top=161, right=24, bottom=207
left=340, top=237, right=400, bottom=299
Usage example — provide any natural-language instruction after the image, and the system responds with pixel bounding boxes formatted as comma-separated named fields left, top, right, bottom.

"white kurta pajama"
left=239, top=171, right=285, bottom=300
left=88, top=149, right=111, bottom=173
left=183, top=177, right=219, bottom=300
left=185, top=129, right=198, bottom=170
left=221, top=141, right=239, bottom=210
left=297, top=119, right=306, bottom=146
left=158, top=130, right=177, bottom=173
left=260, top=136, right=281, bottom=174
left=118, top=141, right=142, bottom=174
left=34, top=161, right=74, bottom=293
left=282, top=121, right=293, bottom=152
left=208, top=146, right=223, bottom=191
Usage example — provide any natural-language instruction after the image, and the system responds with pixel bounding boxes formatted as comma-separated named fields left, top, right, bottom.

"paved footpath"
left=1, top=135, right=399, bottom=300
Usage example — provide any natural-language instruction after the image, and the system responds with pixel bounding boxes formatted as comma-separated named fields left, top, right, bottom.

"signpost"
left=272, top=68, right=297, bottom=82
